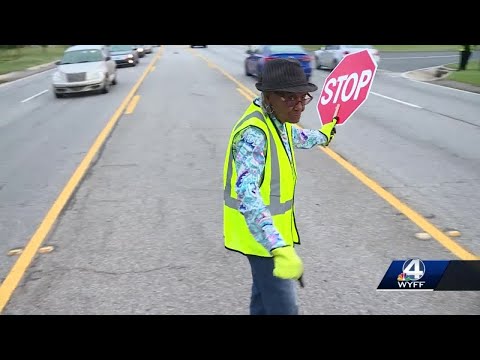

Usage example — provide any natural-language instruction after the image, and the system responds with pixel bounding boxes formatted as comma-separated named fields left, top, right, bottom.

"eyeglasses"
left=276, top=92, right=313, bottom=107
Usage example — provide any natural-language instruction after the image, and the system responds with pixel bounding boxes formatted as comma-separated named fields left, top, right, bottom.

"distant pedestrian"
left=459, top=45, right=472, bottom=71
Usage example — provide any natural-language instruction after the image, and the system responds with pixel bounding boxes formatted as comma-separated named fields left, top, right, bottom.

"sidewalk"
left=0, top=61, right=57, bottom=84
left=403, top=66, right=480, bottom=94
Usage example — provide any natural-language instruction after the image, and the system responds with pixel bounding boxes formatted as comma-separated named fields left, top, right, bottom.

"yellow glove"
left=320, top=116, right=338, bottom=146
left=271, top=246, right=304, bottom=280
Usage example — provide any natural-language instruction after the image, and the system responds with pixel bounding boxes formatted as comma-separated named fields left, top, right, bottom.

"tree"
left=458, top=45, right=472, bottom=71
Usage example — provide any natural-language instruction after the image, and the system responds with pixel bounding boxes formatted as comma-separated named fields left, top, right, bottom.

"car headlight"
left=52, top=71, right=66, bottom=82
left=127, top=54, right=133, bottom=58
left=86, top=72, right=104, bottom=80
left=137, top=47, right=144, bottom=52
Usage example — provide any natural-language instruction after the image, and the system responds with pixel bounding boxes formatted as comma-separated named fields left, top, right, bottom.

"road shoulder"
left=0, top=61, right=57, bottom=84
left=403, top=66, right=480, bottom=94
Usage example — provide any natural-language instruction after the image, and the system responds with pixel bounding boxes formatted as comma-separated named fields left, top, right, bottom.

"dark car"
left=132, top=45, right=146, bottom=58
left=245, top=45, right=313, bottom=81
left=109, top=45, right=139, bottom=67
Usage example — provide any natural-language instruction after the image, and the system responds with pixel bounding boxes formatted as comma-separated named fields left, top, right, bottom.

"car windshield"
left=110, top=45, right=133, bottom=52
left=269, top=45, right=305, bottom=54
left=61, top=49, right=103, bottom=64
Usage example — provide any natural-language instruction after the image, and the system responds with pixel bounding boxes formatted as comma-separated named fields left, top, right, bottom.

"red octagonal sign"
left=317, top=49, right=378, bottom=126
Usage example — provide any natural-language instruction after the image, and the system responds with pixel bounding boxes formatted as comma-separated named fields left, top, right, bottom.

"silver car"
left=52, top=45, right=117, bottom=98
left=314, top=45, right=380, bottom=70
left=143, top=45, right=153, bottom=54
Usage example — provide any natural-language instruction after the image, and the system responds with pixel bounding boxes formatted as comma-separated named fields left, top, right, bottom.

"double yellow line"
left=190, top=48, right=479, bottom=262
left=0, top=47, right=163, bottom=313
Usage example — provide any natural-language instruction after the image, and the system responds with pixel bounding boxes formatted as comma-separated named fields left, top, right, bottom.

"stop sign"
left=317, top=49, right=378, bottom=126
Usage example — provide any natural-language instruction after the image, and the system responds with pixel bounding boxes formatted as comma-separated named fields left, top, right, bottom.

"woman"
left=223, top=58, right=338, bottom=315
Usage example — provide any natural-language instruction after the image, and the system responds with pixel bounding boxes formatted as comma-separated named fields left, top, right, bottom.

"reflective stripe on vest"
left=223, top=111, right=293, bottom=216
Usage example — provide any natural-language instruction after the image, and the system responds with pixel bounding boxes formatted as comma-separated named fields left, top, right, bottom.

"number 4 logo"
left=403, top=259, right=425, bottom=281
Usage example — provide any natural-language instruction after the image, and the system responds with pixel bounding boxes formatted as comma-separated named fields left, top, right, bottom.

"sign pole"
left=333, top=103, right=340, bottom=119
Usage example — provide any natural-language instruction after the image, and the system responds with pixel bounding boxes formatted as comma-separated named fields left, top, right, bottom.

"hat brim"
left=255, top=82, right=318, bottom=93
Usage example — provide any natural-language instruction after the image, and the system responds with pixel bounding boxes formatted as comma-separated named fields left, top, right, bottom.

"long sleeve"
left=232, top=126, right=287, bottom=252
left=292, top=126, right=328, bottom=149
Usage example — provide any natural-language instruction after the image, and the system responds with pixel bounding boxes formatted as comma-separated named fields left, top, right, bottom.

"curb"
left=403, top=66, right=480, bottom=94
left=0, top=61, right=57, bottom=84
left=403, top=65, right=453, bottom=82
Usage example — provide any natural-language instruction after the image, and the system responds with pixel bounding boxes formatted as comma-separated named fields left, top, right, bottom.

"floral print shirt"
left=232, top=98, right=328, bottom=252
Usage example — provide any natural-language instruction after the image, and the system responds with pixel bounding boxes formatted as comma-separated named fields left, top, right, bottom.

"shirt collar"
left=254, top=97, right=286, bottom=134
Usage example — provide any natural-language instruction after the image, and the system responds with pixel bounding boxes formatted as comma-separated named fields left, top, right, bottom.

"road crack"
left=27, top=265, right=189, bottom=280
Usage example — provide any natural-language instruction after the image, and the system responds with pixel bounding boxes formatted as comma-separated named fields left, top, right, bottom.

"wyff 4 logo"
left=397, top=258, right=426, bottom=289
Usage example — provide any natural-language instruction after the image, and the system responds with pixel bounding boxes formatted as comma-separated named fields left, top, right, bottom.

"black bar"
left=435, top=260, right=480, bottom=291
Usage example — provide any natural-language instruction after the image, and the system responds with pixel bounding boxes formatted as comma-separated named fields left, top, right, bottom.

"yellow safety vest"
left=223, top=101, right=299, bottom=257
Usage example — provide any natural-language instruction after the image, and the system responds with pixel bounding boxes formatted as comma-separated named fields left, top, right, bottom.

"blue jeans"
left=247, top=255, right=298, bottom=315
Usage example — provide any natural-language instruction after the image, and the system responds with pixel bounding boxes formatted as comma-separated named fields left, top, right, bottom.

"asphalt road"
left=1, top=45, right=479, bottom=314
left=378, top=50, right=480, bottom=73
left=0, top=56, right=154, bottom=286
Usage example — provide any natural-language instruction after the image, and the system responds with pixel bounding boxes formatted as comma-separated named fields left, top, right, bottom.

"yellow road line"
left=0, top=48, right=163, bottom=314
left=189, top=49, right=257, bottom=98
left=125, top=95, right=140, bottom=114
left=310, top=132, right=478, bottom=260
left=150, top=66, right=156, bottom=73
left=237, top=87, right=252, bottom=101
left=191, top=49, right=478, bottom=261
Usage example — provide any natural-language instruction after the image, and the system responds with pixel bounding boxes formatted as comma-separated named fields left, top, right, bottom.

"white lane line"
left=21, top=89, right=48, bottom=103
left=371, top=91, right=422, bottom=108
left=381, top=55, right=458, bottom=60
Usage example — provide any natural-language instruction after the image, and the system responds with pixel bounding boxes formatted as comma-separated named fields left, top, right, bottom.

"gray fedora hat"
left=255, top=58, right=318, bottom=93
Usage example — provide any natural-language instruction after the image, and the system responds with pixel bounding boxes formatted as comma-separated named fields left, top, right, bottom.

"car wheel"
left=112, top=75, right=117, bottom=86
left=245, top=62, right=252, bottom=76
left=54, top=92, right=63, bottom=98
left=101, top=80, right=110, bottom=94
left=257, top=65, right=263, bottom=79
